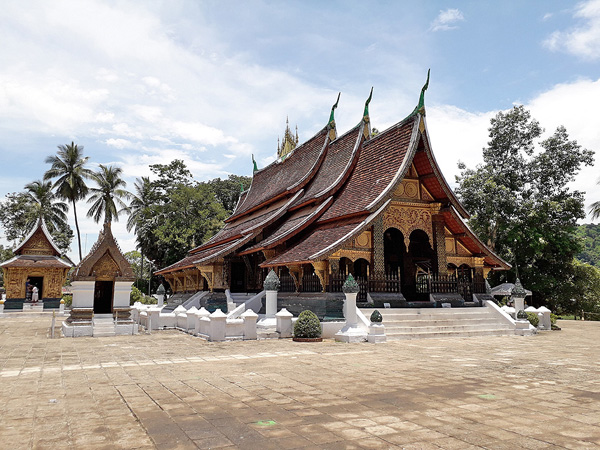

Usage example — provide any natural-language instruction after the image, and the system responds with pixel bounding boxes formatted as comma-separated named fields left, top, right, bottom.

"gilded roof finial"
left=328, top=92, right=341, bottom=140
left=417, top=68, right=430, bottom=114
left=295, top=125, right=299, bottom=144
left=406, top=69, right=431, bottom=120
left=363, top=87, right=373, bottom=122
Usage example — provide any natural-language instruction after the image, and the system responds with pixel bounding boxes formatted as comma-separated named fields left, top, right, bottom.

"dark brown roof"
left=239, top=199, right=332, bottom=255
left=292, top=124, right=361, bottom=207
left=0, top=255, right=71, bottom=268
left=229, top=127, right=328, bottom=219
left=319, top=117, right=416, bottom=222
left=261, top=221, right=362, bottom=267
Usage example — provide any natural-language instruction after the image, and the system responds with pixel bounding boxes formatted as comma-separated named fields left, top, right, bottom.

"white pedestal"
left=367, top=323, right=386, bottom=343
left=335, top=293, right=367, bottom=343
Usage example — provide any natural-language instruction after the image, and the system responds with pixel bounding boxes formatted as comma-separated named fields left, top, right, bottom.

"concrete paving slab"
left=0, top=316, right=600, bottom=448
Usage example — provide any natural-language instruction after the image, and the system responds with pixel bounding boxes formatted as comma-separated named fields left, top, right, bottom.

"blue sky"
left=1, top=0, right=599, bottom=261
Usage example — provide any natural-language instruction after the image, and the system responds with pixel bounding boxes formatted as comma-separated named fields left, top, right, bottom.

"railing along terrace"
left=280, top=274, right=296, bottom=292
left=301, top=272, right=322, bottom=293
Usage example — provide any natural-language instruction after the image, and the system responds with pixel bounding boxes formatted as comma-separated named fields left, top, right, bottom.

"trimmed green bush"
left=550, top=313, right=557, bottom=325
left=526, top=312, right=539, bottom=328
left=370, top=310, right=383, bottom=323
left=293, top=310, right=322, bottom=338
left=62, top=294, right=72, bottom=308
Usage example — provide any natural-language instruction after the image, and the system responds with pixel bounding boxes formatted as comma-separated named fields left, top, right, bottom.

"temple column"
left=373, top=218, right=385, bottom=276
left=432, top=216, right=447, bottom=276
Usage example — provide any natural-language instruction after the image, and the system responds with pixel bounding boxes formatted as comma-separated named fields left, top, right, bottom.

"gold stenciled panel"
left=21, top=229, right=54, bottom=256
left=445, top=237, right=455, bottom=254
left=91, top=251, right=120, bottom=280
left=383, top=204, right=433, bottom=248
left=3, top=267, right=66, bottom=299
left=393, top=180, right=420, bottom=200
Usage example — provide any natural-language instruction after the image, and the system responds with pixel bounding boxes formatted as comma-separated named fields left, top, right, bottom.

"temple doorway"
left=29, top=276, right=44, bottom=299
left=354, top=258, right=370, bottom=278
left=230, top=262, right=246, bottom=293
left=93, top=280, right=114, bottom=314
left=384, top=227, right=405, bottom=279
left=406, top=229, right=435, bottom=300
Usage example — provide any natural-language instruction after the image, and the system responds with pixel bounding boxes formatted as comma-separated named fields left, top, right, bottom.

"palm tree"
left=86, top=164, right=130, bottom=224
left=591, top=178, right=600, bottom=220
left=44, top=142, right=94, bottom=261
left=126, top=176, right=154, bottom=291
left=23, top=180, right=69, bottom=232
left=126, top=177, right=154, bottom=233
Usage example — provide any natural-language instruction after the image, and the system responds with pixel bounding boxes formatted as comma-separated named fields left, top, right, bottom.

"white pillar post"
left=276, top=308, right=293, bottom=338
left=209, top=309, right=227, bottom=342
left=335, top=275, right=367, bottom=343
left=241, top=309, right=258, bottom=340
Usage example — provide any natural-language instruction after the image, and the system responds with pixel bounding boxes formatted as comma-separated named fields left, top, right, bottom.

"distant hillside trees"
left=577, top=223, right=600, bottom=267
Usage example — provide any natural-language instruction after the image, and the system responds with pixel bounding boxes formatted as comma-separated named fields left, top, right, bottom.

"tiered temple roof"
left=157, top=82, right=510, bottom=278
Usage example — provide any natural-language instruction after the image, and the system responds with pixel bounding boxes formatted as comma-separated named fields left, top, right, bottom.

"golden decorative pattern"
left=91, top=251, right=120, bottom=280
left=456, top=241, right=472, bottom=256
left=355, top=231, right=371, bottom=248
left=393, top=180, right=419, bottom=200
left=445, top=238, right=455, bottom=254
left=383, top=204, right=433, bottom=249
left=21, top=230, right=55, bottom=256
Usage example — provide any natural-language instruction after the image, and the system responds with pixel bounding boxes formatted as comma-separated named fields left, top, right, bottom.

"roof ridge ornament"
left=328, top=92, right=341, bottom=140
left=407, top=69, right=430, bottom=119
left=363, top=87, right=373, bottom=122
left=252, top=154, right=258, bottom=173
left=363, top=87, right=373, bottom=139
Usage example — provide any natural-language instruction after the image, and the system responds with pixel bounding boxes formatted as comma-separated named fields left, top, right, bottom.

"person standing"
left=32, top=286, right=39, bottom=303
left=25, top=278, right=32, bottom=301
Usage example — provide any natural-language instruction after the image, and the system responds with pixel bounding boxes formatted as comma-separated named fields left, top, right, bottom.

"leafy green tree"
left=549, top=261, right=600, bottom=315
left=153, top=182, right=228, bottom=267
left=591, top=178, right=600, bottom=220
left=0, top=187, right=73, bottom=254
left=208, top=174, right=253, bottom=214
left=124, top=250, right=152, bottom=293
left=23, top=180, right=69, bottom=231
left=44, top=142, right=94, bottom=260
left=149, top=159, right=192, bottom=196
left=0, top=244, right=15, bottom=287
left=86, top=165, right=130, bottom=224
left=456, top=106, right=594, bottom=305
left=576, top=224, right=600, bottom=267
left=126, top=176, right=155, bottom=287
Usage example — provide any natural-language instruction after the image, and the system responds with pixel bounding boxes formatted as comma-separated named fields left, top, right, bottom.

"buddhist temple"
left=63, top=222, right=137, bottom=337
left=156, top=74, right=510, bottom=307
left=0, top=218, right=71, bottom=310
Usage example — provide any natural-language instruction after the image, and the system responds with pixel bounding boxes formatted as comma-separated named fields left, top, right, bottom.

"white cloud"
left=544, top=0, right=600, bottom=60
left=430, top=9, right=465, bottom=32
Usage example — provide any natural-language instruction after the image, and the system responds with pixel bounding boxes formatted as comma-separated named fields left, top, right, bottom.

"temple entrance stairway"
left=360, top=307, right=513, bottom=340
left=92, top=314, right=116, bottom=337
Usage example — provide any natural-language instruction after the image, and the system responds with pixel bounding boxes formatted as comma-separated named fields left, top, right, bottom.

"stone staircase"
left=361, top=307, right=513, bottom=340
left=93, top=314, right=116, bottom=337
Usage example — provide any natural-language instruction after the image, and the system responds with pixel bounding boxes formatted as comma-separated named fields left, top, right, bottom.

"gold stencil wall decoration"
left=91, top=251, right=120, bottom=280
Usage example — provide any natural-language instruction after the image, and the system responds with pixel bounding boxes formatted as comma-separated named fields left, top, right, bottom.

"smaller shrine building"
left=0, top=219, right=71, bottom=309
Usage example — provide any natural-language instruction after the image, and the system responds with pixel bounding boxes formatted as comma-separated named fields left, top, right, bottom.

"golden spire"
left=277, top=118, right=298, bottom=160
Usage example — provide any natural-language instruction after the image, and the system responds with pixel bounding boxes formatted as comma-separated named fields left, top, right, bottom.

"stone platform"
left=1, top=316, right=599, bottom=449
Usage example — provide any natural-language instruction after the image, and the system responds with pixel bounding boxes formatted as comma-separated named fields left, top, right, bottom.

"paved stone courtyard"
left=1, top=315, right=599, bottom=449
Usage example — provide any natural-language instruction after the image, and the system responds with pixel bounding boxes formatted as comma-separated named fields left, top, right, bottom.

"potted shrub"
left=293, top=310, right=322, bottom=342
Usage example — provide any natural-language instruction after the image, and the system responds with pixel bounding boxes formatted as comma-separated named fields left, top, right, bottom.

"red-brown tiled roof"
left=319, top=117, right=416, bottom=222
left=0, top=255, right=71, bottom=268
left=239, top=198, right=332, bottom=255
left=228, top=127, right=328, bottom=219
left=292, top=124, right=361, bottom=207
left=261, top=221, right=363, bottom=267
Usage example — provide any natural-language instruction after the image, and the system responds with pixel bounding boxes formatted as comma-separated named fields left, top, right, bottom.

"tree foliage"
left=0, top=188, right=73, bottom=254
left=208, top=174, right=253, bottom=213
left=456, top=106, right=594, bottom=306
left=86, top=164, right=130, bottom=224
left=576, top=223, right=600, bottom=267
left=127, top=160, right=231, bottom=269
left=44, top=142, right=94, bottom=260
